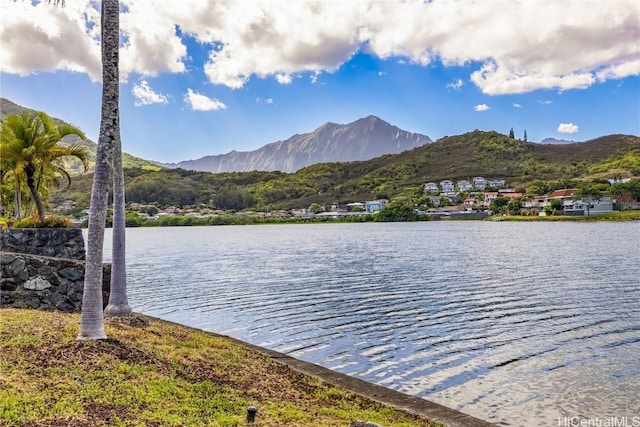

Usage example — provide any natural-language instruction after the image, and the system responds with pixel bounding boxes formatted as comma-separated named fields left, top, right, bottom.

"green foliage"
left=490, top=196, right=510, bottom=213
left=587, top=149, right=640, bottom=176
left=15, top=215, right=74, bottom=228
left=1, top=111, right=87, bottom=221
left=375, top=201, right=418, bottom=222
left=550, top=198, right=563, bottom=213
left=48, top=132, right=639, bottom=212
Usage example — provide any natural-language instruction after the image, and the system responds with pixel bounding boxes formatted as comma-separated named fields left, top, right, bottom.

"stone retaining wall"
left=1, top=252, right=110, bottom=312
left=0, top=228, right=110, bottom=312
left=0, top=228, right=86, bottom=260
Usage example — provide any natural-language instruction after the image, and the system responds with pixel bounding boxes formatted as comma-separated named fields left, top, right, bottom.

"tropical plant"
left=0, top=111, right=88, bottom=222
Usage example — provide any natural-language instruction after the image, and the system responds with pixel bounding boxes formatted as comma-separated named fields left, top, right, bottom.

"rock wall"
left=1, top=252, right=110, bottom=311
left=0, top=228, right=110, bottom=312
left=0, top=228, right=86, bottom=260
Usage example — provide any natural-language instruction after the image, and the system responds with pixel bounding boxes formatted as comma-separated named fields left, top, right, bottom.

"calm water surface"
left=98, top=222, right=640, bottom=426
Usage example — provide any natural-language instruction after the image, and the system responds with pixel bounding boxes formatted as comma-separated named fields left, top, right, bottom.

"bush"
left=14, top=215, right=75, bottom=228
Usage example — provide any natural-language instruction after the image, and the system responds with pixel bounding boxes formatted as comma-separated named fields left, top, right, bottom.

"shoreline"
left=150, top=315, right=497, bottom=427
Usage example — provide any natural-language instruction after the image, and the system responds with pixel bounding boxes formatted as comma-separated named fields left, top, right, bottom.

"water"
left=97, top=222, right=640, bottom=426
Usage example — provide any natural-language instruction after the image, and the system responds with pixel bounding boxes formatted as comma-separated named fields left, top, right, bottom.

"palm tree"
left=0, top=111, right=88, bottom=222
left=104, top=113, right=131, bottom=318
left=77, top=0, right=122, bottom=340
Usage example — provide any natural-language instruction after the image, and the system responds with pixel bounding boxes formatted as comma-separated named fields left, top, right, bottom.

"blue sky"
left=1, top=0, right=639, bottom=163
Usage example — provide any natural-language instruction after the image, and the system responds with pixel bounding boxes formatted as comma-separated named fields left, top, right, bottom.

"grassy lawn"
left=489, top=210, right=640, bottom=222
left=0, top=309, right=437, bottom=427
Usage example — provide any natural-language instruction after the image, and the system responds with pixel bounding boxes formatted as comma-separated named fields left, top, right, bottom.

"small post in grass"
left=246, top=406, right=258, bottom=423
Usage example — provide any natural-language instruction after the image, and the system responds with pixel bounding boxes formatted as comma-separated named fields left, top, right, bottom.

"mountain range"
left=539, top=137, right=579, bottom=145
left=165, top=115, right=433, bottom=173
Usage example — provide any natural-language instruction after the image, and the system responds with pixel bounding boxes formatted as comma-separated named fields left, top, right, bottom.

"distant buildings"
left=424, top=177, right=506, bottom=196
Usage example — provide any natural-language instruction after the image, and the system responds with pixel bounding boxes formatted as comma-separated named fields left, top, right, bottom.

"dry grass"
left=0, top=309, right=437, bottom=427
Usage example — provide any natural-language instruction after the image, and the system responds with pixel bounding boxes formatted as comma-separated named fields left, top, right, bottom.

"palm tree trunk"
left=24, top=165, right=45, bottom=221
left=13, top=184, right=22, bottom=220
left=105, top=130, right=131, bottom=317
left=78, top=0, right=120, bottom=340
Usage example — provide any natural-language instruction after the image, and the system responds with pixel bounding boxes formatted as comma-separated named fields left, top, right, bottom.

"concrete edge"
left=143, top=314, right=497, bottom=427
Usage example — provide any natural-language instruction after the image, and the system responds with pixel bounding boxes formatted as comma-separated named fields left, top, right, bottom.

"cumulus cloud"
left=539, top=100, right=553, bottom=105
left=1, top=0, right=638, bottom=94
left=513, top=103, right=521, bottom=108
left=557, top=123, right=579, bottom=134
left=276, top=74, right=293, bottom=85
left=132, top=80, right=169, bottom=106
left=0, top=0, right=101, bottom=80
left=256, top=97, right=273, bottom=104
left=184, top=89, right=226, bottom=111
left=474, top=104, right=490, bottom=112
left=446, top=78, right=464, bottom=90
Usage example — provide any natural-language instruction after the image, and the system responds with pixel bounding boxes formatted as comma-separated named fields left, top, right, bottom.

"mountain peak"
left=172, top=116, right=432, bottom=173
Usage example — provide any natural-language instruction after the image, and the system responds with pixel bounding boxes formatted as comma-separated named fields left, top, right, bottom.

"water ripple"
left=96, top=222, right=640, bottom=426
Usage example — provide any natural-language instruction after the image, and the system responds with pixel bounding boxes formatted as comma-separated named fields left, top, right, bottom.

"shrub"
left=15, top=215, right=75, bottom=228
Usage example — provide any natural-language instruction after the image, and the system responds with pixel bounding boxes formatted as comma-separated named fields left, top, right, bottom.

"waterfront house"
left=366, top=199, right=389, bottom=213
left=483, top=192, right=500, bottom=208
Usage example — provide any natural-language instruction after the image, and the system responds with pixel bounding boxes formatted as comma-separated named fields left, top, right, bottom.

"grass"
left=0, top=309, right=438, bottom=427
left=489, top=210, right=640, bottom=222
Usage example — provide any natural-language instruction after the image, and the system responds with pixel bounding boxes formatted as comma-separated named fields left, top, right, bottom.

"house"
left=463, top=197, right=480, bottom=210
left=499, top=192, right=523, bottom=199
left=424, top=182, right=439, bottom=194
left=473, top=177, right=487, bottom=190
left=488, top=179, right=506, bottom=187
left=457, top=180, right=473, bottom=191
left=440, top=180, right=455, bottom=194
left=365, top=199, right=389, bottom=213
left=427, top=196, right=441, bottom=207
left=529, top=189, right=613, bottom=216
left=483, top=192, right=499, bottom=208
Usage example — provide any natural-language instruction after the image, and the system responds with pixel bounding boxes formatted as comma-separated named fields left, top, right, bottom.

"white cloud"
left=557, top=122, right=579, bottom=134
left=184, top=89, right=226, bottom=111
left=539, top=100, right=553, bottom=105
left=513, top=103, right=521, bottom=108
left=446, top=78, right=464, bottom=90
left=132, top=80, right=169, bottom=106
left=0, top=0, right=101, bottom=80
left=1, top=0, right=638, bottom=94
left=474, top=104, right=490, bottom=112
left=256, top=97, right=273, bottom=104
left=276, top=74, right=293, bottom=85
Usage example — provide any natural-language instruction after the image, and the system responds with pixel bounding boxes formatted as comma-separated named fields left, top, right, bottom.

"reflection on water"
left=97, top=222, right=640, bottom=426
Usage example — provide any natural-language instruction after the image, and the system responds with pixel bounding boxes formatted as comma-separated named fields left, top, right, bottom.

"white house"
left=440, top=180, right=455, bottom=194
left=424, top=182, right=439, bottom=194
left=457, top=180, right=473, bottom=191
left=473, top=177, right=487, bottom=190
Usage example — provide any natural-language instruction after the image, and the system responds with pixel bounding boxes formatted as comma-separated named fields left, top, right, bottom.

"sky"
left=1, top=0, right=639, bottom=164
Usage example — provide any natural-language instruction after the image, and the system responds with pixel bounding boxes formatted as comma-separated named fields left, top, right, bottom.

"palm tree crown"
left=0, top=111, right=88, bottom=221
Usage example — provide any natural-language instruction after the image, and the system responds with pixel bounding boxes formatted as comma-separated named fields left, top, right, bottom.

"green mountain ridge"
left=50, top=130, right=640, bottom=210
left=3, top=97, right=638, bottom=211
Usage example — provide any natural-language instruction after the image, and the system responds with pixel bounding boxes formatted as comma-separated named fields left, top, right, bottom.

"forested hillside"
left=51, top=131, right=640, bottom=210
